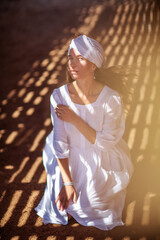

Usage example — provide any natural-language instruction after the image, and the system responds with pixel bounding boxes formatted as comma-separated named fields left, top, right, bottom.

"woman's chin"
left=71, top=74, right=80, bottom=80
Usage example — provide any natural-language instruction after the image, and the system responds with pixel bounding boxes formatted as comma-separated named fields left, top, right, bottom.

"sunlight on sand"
left=5, top=131, right=19, bottom=145
left=10, top=236, right=20, bottom=240
left=29, top=130, right=46, bottom=152
left=21, top=157, right=42, bottom=183
left=28, top=236, right=38, bottom=240
left=141, top=192, right=156, bottom=226
left=17, top=190, right=40, bottom=227
left=125, top=201, right=136, bottom=226
left=0, top=191, right=23, bottom=227
left=9, top=157, right=30, bottom=183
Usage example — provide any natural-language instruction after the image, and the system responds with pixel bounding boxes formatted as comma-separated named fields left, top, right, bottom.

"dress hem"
left=35, top=207, right=124, bottom=231
left=35, top=207, right=68, bottom=225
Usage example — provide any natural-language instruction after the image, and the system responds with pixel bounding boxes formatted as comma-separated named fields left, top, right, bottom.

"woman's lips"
left=70, top=70, right=78, bottom=74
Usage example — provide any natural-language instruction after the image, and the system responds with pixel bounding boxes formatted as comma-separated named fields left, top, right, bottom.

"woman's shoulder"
left=103, top=86, right=123, bottom=115
left=50, top=84, right=70, bottom=105
left=51, top=84, right=67, bottom=96
left=102, top=85, right=120, bottom=102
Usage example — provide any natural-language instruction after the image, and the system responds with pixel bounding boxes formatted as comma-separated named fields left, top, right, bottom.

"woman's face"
left=67, top=48, right=95, bottom=80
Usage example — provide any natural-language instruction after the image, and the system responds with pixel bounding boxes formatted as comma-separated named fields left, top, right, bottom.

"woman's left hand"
left=55, top=105, right=78, bottom=124
left=55, top=185, right=77, bottom=211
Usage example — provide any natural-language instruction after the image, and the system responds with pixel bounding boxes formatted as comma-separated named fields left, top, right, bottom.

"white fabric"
left=68, top=35, right=106, bottom=68
left=35, top=84, right=133, bottom=230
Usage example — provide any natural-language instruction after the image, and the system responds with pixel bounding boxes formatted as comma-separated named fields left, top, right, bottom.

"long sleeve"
left=50, top=89, right=69, bottom=159
left=95, top=93, right=125, bottom=151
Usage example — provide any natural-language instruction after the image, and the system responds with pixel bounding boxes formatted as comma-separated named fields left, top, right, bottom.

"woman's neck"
left=73, top=78, right=97, bottom=96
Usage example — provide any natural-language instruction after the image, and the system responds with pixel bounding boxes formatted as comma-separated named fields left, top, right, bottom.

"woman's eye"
left=78, top=57, right=84, bottom=61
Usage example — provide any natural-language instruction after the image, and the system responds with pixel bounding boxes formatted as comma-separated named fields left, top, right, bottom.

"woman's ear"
left=92, top=63, right=96, bottom=72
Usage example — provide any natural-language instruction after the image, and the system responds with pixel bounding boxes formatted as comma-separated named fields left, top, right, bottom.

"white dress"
left=35, top=84, right=133, bottom=231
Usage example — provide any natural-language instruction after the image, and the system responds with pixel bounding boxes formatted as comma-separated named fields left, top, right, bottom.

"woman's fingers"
left=56, top=197, right=65, bottom=211
left=55, top=107, right=63, bottom=114
left=55, top=194, right=60, bottom=205
left=57, top=104, right=67, bottom=109
left=64, top=200, right=70, bottom=210
left=55, top=193, right=68, bottom=211
left=55, top=105, right=72, bottom=122
left=73, top=191, right=77, bottom=203
left=55, top=109, right=62, bottom=119
left=56, top=105, right=71, bottom=113
left=58, top=199, right=69, bottom=211
left=55, top=105, right=66, bottom=117
left=56, top=105, right=65, bottom=112
left=55, top=186, right=77, bottom=211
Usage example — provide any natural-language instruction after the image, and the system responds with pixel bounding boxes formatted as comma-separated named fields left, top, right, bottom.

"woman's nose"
left=70, top=60, right=76, bottom=67
left=69, top=58, right=78, bottom=68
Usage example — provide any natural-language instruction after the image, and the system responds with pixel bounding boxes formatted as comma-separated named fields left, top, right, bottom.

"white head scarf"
left=68, top=35, right=106, bottom=68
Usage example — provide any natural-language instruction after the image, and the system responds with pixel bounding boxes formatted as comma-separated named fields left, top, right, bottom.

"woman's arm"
left=50, top=90, right=77, bottom=211
left=74, top=115, right=96, bottom=144
left=55, top=158, right=77, bottom=211
left=55, top=94, right=124, bottom=150
left=55, top=105, right=96, bottom=144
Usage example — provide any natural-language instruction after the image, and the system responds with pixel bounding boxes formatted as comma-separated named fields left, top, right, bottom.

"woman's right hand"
left=55, top=185, right=77, bottom=211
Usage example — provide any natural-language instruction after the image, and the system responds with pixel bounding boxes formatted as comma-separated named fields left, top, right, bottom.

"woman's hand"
left=55, top=185, right=77, bottom=211
left=55, top=105, right=96, bottom=144
left=55, top=104, right=78, bottom=124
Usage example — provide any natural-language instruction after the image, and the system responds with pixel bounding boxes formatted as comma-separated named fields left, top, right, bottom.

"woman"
left=35, top=35, right=133, bottom=230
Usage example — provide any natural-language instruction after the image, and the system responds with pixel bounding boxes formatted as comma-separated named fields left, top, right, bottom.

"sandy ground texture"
left=0, top=0, right=160, bottom=239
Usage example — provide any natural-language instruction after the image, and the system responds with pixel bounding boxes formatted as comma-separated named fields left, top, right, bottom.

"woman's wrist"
left=63, top=181, right=74, bottom=186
